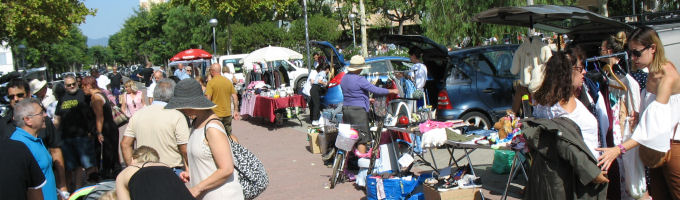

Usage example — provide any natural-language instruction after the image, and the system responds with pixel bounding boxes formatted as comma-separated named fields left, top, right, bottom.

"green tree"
left=228, top=21, right=285, bottom=53
left=370, top=0, right=424, bottom=35
left=0, top=0, right=95, bottom=46
left=88, top=46, right=113, bottom=67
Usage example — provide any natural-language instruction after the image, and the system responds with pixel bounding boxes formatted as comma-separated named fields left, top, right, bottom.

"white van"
left=218, top=54, right=248, bottom=87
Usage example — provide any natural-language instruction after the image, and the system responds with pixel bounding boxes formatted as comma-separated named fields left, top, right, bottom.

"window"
left=0, top=52, right=7, bottom=65
left=482, top=50, right=515, bottom=77
left=464, top=54, right=494, bottom=75
left=390, top=60, right=414, bottom=71
left=361, top=61, right=389, bottom=75
left=222, top=59, right=244, bottom=73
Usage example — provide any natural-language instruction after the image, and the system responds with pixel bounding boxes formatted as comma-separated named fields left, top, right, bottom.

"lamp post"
left=17, top=44, right=26, bottom=71
left=349, top=13, right=356, bottom=48
left=209, top=18, right=218, bottom=56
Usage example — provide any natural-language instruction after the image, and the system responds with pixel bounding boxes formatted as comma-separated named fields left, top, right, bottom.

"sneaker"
left=312, top=120, right=319, bottom=126
left=458, top=175, right=482, bottom=189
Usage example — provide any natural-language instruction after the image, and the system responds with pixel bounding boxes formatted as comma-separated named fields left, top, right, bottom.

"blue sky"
left=78, top=0, right=139, bottom=39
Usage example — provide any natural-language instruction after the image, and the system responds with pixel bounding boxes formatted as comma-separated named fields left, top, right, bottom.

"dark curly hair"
left=533, top=51, right=578, bottom=106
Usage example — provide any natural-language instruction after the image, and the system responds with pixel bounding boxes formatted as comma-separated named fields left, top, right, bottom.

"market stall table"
left=251, top=94, right=306, bottom=123
left=386, top=126, right=527, bottom=200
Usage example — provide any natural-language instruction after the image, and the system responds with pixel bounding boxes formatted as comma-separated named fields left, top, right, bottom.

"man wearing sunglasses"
left=54, top=74, right=96, bottom=191
left=0, top=78, right=68, bottom=198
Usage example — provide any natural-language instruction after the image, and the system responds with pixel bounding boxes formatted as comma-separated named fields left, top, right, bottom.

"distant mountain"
left=87, top=37, right=109, bottom=47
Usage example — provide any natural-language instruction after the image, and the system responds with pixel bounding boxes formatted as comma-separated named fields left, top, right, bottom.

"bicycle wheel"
left=367, top=122, right=383, bottom=175
left=329, top=151, right=345, bottom=189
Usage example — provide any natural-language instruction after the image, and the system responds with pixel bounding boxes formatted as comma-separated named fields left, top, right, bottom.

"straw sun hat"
left=346, top=55, right=370, bottom=72
left=164, top=78, right=216, bottom=110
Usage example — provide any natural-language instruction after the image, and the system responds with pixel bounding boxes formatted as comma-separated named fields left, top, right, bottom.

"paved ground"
left=233, top=113, right=525, bottom=200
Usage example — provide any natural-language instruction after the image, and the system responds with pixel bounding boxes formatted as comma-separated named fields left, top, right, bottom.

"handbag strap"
left=202, top=118, right=247, bottom=179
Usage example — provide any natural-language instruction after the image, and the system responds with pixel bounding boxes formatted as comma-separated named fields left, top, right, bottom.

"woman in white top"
left=165, top=78, right=244, bottom=200
left=532, top=49, right=602, bottom=159
left=597, top=26, right=680, bottom=199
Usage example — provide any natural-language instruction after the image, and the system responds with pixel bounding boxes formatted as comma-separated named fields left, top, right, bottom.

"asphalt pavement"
left=233, top=113, right=524, bottom=200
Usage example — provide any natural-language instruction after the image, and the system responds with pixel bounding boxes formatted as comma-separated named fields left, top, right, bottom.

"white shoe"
left=312, top=120, right=319, bottom=126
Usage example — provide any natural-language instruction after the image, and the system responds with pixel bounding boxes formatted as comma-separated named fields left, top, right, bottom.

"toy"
left=494, top=116, right=514, bottom=139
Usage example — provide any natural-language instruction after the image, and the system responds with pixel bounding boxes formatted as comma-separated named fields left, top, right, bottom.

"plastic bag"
left=366, top=176, right=420, bottom=200
left=492, top=150, right=515, bottom=174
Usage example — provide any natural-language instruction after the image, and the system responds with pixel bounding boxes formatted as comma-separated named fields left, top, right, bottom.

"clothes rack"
left=584, top=51, right=631, bottom=74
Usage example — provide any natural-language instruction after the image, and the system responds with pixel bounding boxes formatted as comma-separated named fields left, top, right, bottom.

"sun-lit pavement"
left=233, top=113, right=523, bottom=200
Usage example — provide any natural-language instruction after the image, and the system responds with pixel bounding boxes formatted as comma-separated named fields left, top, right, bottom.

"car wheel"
left=295, top=78, right=307, bottom=94
left=460, top=111, right=491, bottom=130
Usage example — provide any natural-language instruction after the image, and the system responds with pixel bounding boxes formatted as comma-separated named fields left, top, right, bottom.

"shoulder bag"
left=97, top=93, right=128, bottom=127
left=639, top=123, right=678, bottom=168
left=204, top=119, right=268, bottom=200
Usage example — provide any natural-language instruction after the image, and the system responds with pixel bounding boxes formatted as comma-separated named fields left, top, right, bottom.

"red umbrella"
left=170, top=49, right=212, bottom=61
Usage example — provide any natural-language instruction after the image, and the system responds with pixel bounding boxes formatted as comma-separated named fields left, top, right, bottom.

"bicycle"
left=329, top=103, right=385, bottom=189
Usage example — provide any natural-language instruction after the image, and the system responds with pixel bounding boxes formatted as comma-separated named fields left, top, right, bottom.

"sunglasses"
left=65, top=83, right=77, bottom=87
left=8, top=93, right=26, bottom=100
left=628, top=46, right=651, bottom=57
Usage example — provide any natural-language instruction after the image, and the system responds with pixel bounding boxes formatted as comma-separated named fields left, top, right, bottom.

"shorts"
left=61, top=137, right=95, bottom=170
left=220, top=116, right=233, bottom=135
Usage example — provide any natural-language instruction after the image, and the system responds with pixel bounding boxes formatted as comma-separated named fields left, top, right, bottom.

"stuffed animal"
left=494, top=116, right=514, bottom=139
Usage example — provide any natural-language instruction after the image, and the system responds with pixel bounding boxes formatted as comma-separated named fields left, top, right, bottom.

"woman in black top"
left=116, top=146, right=195, bottom=200
left=81, top=76, right=121, bottom=179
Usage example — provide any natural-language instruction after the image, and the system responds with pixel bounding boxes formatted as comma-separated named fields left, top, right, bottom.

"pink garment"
left=124, top=91, right=144, bottom=117
left=418, top=120, right=456, bottom=133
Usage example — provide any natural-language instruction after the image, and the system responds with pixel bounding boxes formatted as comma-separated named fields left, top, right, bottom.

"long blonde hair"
left=124, top=80, right=138, bottom=93
left=629, top=26, right=669, bottom=73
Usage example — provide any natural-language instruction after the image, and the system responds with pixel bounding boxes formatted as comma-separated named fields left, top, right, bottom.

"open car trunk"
left=473, top=5, right=634, bottom=57
left=380, top=35, right=450, bottom=107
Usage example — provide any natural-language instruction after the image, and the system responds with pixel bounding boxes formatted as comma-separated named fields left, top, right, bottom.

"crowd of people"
left=0, top=60, right=242, bottom=199
left=523, top=26, right=680, bottom=199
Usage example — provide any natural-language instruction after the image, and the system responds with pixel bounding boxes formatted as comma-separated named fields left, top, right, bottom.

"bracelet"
left=617, top=144, right=627, bottom=155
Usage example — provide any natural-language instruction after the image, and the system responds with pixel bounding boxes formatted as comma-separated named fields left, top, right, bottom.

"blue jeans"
left=61, top=137, right=95, bottom=170
left=111, top=87, right=121, bottom=105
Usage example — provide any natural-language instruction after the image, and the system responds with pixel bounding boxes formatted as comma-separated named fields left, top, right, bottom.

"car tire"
left=460, top=111, right=491, bottom=130
left=295, top=77, right=307, bottom=94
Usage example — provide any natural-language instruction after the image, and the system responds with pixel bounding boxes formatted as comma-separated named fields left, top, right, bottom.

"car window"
left=463, top=54, right=494, bottom=76
left=390, top=60, right=414, bottom=71
left=361, top=61, right=389, bottom=75
left=280, top=61, right=295, bottom=71
left=222, top=59, right=244, bottom=73
left=482, top=50, right=515, bottom=78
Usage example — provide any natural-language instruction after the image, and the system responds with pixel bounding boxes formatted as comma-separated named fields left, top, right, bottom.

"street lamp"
left=349, top=13, right=356, bottom=48
left=209, top=18, right=218, bottom=56
left=17, top=44, right=26, bottom=71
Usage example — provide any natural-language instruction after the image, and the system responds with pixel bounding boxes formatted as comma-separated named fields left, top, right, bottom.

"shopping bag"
left=491, top=150, right=515, bottom=174
left=366, top=176, right=420, bottom=200
left=204, top=119, right=268, bottom=200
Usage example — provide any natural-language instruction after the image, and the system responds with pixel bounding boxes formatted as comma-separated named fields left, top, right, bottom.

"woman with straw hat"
left=341, top=55, right=398, bottom=157
left=165, top=79, right=244, bottom=200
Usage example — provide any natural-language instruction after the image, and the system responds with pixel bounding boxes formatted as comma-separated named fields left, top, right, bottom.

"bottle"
left=521, top=94, right=532, bottom=118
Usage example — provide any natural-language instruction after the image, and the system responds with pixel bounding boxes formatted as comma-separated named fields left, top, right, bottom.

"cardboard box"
left=308, top=131, right=321, bottom=154
left=423, top=185, right=482, bottom=200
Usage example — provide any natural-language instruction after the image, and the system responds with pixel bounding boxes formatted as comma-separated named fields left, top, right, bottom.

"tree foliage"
left=370, top=0, right=425, bottom=34
left=422, top=0, right=577, bottom=48
left=0, top=0, right=95, bottom=46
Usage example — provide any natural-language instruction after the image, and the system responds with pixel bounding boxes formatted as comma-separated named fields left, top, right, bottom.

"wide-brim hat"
left=346, top=55, right=370, bottom=71
left=29, top=79, right=47, bottom=95
left=165, top=78, right=216, bottom=110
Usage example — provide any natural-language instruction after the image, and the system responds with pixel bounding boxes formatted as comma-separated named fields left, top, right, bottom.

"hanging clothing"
left=630, top=68, right=648, bottom=91
left=511, top=36, right=553, bottom=92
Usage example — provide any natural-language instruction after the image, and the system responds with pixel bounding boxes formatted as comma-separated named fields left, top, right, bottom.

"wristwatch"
left=617, top=144, right=627, bottom=155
